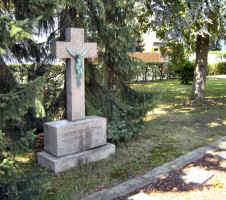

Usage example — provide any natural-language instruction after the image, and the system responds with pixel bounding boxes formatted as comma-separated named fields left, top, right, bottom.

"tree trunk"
left=108, top=63, right=115, bottom=89
left=192, top=35, right=209, bottom=100
left=0, top=62, right=17, bottom=93
left=144, top=66, right=148, bottom=81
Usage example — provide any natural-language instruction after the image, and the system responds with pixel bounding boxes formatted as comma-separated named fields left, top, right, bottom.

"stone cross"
left=53, top=28, right=97, bottom=121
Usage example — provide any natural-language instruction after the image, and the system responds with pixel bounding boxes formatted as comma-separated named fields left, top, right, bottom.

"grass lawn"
left=19, top=78, right=226, bottom=200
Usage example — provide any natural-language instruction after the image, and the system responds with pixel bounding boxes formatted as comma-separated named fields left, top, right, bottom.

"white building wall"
left=142, top=30, right=162, bottom=52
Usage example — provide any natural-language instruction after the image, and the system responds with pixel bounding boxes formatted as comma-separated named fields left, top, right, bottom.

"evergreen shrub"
left=0, top=64, right=61, bottom=200
left=0, top=128, right=48, bottom=200
left=0, top=171, right=49, bottom=200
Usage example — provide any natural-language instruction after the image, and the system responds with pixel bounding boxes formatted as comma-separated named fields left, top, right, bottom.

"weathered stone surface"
left=216, top=151, right=226, bottom=160
left=181, top=167, right=214, bottom=185
left=128, top=193, right=152, bottom=200
left=53, top=28, right=97, bottom=59
left=37, top=143, right=115, bottom=174
left=44, top=116, right=107, bottom=157
left=52, top=28, right=97, bottom=121
left=66, top=58, right=85, bottom=121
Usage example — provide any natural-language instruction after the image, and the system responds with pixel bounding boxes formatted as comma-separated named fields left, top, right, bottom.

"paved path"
left=80, top=137, right=226, bottom=200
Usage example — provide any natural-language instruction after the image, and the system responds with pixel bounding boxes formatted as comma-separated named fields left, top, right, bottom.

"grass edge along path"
left=80, top=136, right=226, bottom=200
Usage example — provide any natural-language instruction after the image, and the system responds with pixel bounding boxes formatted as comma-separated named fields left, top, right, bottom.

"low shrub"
left=215, top=62, right=226, bottom=75
left=208, top=62, right=226, bottom=75
left=171, top=60, right=195, bottom=84
left=207, top=63, right=215, bottom=75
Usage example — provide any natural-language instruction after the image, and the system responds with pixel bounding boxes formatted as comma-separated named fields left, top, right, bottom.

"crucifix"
left=53, top=28, right=97, bottom=121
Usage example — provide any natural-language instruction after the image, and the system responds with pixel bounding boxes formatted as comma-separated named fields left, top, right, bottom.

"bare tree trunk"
left=192, top=35, right=209, bottom=101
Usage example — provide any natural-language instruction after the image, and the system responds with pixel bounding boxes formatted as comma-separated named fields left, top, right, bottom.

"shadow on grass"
left=143, top=149, right=226, bottom=193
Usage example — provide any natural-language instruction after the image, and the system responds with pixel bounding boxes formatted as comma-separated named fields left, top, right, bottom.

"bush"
left=0, top=172, right=49, bottom=200
left=215, top=62, right=226, bottom=74
left=0, top=64, right=56, bottom=200
left=208, top=62, right=226, bottom=75
left=0, top=128, right=48, bottom=200
left=171, top=60, right=195, bottom=84
left=207, top=63, right=215, bottom=75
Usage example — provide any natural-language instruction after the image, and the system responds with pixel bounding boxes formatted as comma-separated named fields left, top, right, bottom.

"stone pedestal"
left=38, top=116, right=115, bottom=173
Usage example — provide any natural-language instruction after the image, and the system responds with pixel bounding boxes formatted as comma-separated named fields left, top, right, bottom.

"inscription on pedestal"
left=44, top=116, right=107, bottom=157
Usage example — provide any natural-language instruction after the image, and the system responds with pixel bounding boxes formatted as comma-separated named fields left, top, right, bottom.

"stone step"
left=38, top=143, right=115, bottom=174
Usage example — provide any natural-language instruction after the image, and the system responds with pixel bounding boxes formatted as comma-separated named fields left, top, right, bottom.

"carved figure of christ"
left=53, top=28, right=97, bottom=121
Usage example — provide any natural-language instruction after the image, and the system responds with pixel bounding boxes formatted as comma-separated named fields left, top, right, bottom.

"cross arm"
left=52, top=41, right=74, bottom=59
left=84, top=43, right=97, bottom=58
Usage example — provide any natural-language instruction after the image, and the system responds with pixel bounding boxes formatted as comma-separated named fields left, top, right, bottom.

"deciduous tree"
left=141, top=0, right=226, bottom=100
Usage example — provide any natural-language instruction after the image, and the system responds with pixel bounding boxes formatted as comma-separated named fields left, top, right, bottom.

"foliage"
left=216, top=62, right=226, bottom=74
left=0, top=5, right=55, bottom=66
left=141, top=0, right=226, bottom=47
left=0, top=73, right=47, bottom=197
left=106, top=89, right=149, bottom=143
left=85, top=70, right=151, bottom=143
left=0, top=174, right=48, bottom=200
left=108, top=119, right=144, bottom=144
left=167, top=42, right=194, bottom=84
left=7, top=63, right=65, bottom=122
left=0, top=1, right=55, bottom=198
left=0, top=127, right=48, bottom=199
left=208, top=62, right=226, bottom=75
left=167, top=43, right=190, bottom=65
left=0, top=76, right=44, bottom=131
left=170, top=59, right=195, bottom=84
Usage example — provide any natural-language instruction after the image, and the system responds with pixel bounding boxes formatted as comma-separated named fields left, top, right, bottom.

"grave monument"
left=37, top=28, right=115, bottom=173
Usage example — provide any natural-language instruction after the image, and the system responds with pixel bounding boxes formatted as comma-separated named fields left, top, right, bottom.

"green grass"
left=19, top=79, right=226, bottom=200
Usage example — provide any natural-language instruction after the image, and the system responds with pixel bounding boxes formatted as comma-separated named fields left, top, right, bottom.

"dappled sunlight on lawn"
left=144, top=103, right=196, bottom=122
left=144, top=104, right=173, bottom=121
left=174, top=95, right=188, bottom=100
left=15, top=155, right=30, bottom=163
left=173, top=107, right=195, bottom=113
left=207, top=122, right=221, bottom=128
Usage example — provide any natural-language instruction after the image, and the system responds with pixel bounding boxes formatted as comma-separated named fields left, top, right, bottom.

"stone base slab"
left=44, top=116, right=107, bottom=157
left=37, top=143, right=115, bottom=174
